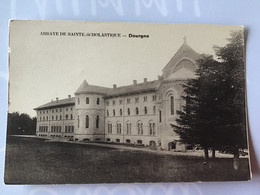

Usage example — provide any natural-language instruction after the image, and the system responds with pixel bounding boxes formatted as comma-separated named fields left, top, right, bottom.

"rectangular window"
left=127, top=98, right=131, bottom=104
left=112, top=100, right=116, bottom=105
left=119, top=100, right=122, bottom=104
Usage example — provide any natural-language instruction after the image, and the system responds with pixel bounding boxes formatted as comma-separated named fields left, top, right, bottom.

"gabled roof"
left=162, top=40, right=201, bottom=78
left=34, top=97, right=75, bottom=110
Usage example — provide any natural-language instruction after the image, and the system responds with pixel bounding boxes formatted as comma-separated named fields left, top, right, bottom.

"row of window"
left=39, top=107, right=73, bottom=114
left=39, top=114, right=73, bottom=121
left=78, top=115, right=99, bottom=129
left=39, top=126, right=48, bottom=132
left=78, top=97, right=100, bottom=105
left=51, top=126, right=62, bottom=133
left=107, top=121, right=156, bottom=136
left=65, top=125, right=74, bottom=133
left=106, top=95, right=157, bottom=106
left=107, top=106, right=156, bottom=117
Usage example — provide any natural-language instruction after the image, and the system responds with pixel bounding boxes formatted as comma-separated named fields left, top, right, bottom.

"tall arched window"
left=96, top=115, right=99, bottom=128
left=127, top=108, right=130, bottom=115
left=120, top=109, right=122, bottom=116
left=86, top=97, right=89, bottom=104
left=46, top=116, right=48, bottom=121
left=144, top=107, right=147, bottom=114
left=170, top=96, right=174, bottom=115
left=113, top=109, right=115, bottom=116
left=117, top=122, right=121, bottom=134
left=60, top=115, right=62, bottom=120
left=107, top=110, right=109, bottom=117
left=126, top=121, right=131, bottom=135
left=77, top=115, right=80, bottom=128
left=97, top=98, right=100, bottom=105
left=107, top=122, right=112, bottom=134
left=85, top=115, right=89, bottom=128
left=137, top=121, right=143, bottom=135
left=136, top=107, right=139, bottom=115
left=71, top=114, right=73, bottom=119
left=149, top=121, right=156, bottom=136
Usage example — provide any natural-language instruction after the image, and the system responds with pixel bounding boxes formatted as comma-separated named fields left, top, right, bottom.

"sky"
left=8, top=20, right=243, bottom=117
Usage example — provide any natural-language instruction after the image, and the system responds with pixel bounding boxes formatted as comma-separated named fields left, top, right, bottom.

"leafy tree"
left=173, top=30, right=247, bottom=169
left=7, top=112, right=36, bottom=135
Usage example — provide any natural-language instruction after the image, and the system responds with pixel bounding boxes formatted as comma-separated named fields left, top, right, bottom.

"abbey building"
left=34, top=39, right=203, bottom=151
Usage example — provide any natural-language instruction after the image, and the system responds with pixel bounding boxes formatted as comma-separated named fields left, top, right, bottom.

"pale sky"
left=8, top=20, right=243, bottom=117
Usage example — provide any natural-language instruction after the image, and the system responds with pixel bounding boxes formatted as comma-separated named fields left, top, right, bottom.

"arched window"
left=107, top=122, right=112, bottom=134
left=144, top=107, right=147, bottom=114
left=77, top=115, right=80, bottom=128
left=116, top=122, right=121, bottom=134
left=149, top=121, right=156, bottom=136
left=52, top=116, right=54, bottom=121
left=56, top=115, right=58, bottom=120
left=60, top=115, right=62, bottom=120
left=126, top=121, right=131, bottom=135
left=46, top=116, right=48, bottom=121
left=159, top=110, right=162, bottom=123
left=107, top=110, right=109, bottom=117
left=97, top=98, right=100, bottom=105
left=170, top=96, right=174, bottom=115
left=96, top=115, right=99, bottom=128
left=137, top=121, right=143, bottom=135
left=113, top=109, right=115, bottom=116
left=127, top=108, right=130, bottom=115
left=86, top=97, right=89, bottom=104
left=65, top=114, right=68, bottom=120
left=85, top=115, right=89, bottom=128
left=136, top=107, right=139, bottom=115
left=120, top=109, right=122, bottom=116
left=71, top=114, right=73, bottom=119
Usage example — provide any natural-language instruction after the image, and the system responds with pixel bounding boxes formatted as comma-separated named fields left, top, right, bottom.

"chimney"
left=133, top=80, right=137, bottom=86
left=113, top=84, right=117, bottom=89
left=158, top=75, right=163, bottom=81
left=68, top=95, right=71, bottom=100
left=144, top=78, right=147, bottom=83
left=56, top=97, right=59, bottom=102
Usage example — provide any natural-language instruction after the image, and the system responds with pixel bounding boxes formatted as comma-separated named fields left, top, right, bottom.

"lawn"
left=4, top=136, right=251, bottom=184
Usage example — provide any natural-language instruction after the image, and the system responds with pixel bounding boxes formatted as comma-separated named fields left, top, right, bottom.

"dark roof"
left=106, top=80, right=160, bottom=97
left=34, top=97, right=75, bottom=110
left=75, top=80, right=110, bottom=95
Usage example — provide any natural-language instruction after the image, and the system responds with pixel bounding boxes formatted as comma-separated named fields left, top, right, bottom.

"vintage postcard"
left=5, top=20, right=251, bottom=184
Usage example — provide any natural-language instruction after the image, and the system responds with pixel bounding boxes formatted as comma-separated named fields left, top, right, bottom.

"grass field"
left=4, top=136, right=251, bottom=184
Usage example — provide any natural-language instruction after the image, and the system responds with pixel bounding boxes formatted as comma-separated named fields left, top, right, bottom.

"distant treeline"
left=7, top=112, right=36, bottom=135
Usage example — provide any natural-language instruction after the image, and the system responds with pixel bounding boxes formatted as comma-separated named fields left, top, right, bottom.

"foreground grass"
left=4, top=136, right=250, bottom=184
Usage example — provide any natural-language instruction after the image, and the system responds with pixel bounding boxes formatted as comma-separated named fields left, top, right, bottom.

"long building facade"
left=34, top=40, right=203, bottom=151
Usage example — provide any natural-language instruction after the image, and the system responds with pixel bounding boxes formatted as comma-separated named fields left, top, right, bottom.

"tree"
left=7, top=112, right=36, bottom=135
left=173, top=30, right=247, bottom=168
left=173, top=56, right=221, bottom=160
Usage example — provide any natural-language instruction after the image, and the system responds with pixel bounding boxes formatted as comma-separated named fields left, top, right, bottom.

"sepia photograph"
left=5, top=20, right=251, bottom=184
